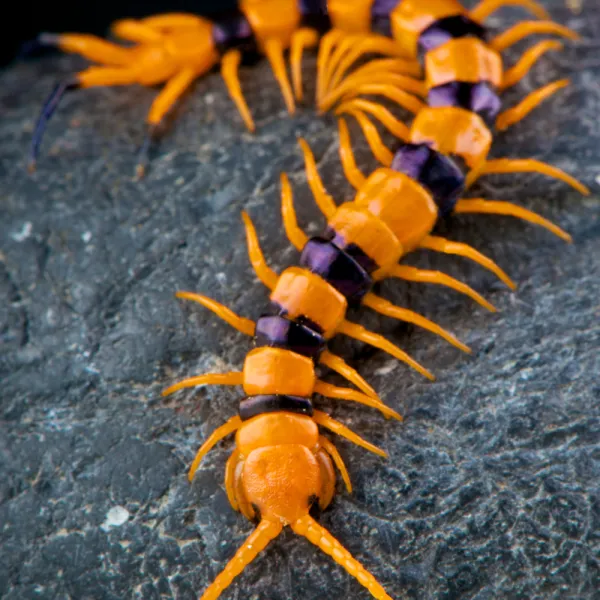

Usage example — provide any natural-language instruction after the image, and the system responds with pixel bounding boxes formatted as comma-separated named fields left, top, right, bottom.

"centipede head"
left=233, top=413, right=328, bottom=523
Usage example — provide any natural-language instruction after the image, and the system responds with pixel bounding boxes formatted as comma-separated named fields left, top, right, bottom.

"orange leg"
left=455, top=198, right=572, bottom=242
left=387, top=265, right=497, bottom=312
left=501, top=40, right=563, bottom=90
left=322, top=35, right=418, bottom=104
left=335, top=99, right=410, bottom=142
left=297, top=138, right=338, bottom=219
left=199, top=519, right=283, bottom=600
left=322, top=71, right=426, bottom=112
left=316, top=29, right=347, bottom=105
left=419, top=235, right=516, bottom=290
left=264, top=38, right=295, bottom=114
left=491, top=21, right=580, bottom=53
left=110, top=19, right=163, bottom=43
left=139, top=13, right=206, bottom=30
left=77, top=66, right=138, bottom=88
left=314, top=380, right=402, bottom=420
left=241, top=211, right=280, bottom=290
left=175, top=291, right=256, bottom=335
left=470, top=0, right=550, bottom=21
left=337, top=106, right=394, bottom=166
left=290, top=28, right=320, bottom=101
left=42, top=33, right=132, bottom=65
left=280, top=173, right=309, bottom=251
left=496, top=79, right=569, bottom=131
left=319, top=349, right=379, bottom=400
left=224, top=448, right=241, bottom=510
left=161, top=372, right=244, bottom=398
left=318, top=436, right=352, bottom=493
left=138, top=67, right=199, bottom=178
left=362, top=293, right=471, bottom=353
left=338, top=320, right=435, bottom=381
left=292, top=516, right=393, bottom=600
left=313, top=410, right=387, bottom=457
left=221, top=49, right=256, bottom=132
left=465, top=158, right=589, bottom=195
left=321, top=34, right=362, bottom=102
left=189, top=415, right=243, bottom=482
left=332, top=82, right=425, bottom=116
left=337, top=118, right=367, bottom=189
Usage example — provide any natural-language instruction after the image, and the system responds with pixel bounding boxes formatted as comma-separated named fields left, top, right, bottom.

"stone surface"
left=1, top=2, right=599, bottom=599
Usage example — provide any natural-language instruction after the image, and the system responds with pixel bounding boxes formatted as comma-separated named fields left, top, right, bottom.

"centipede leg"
left=292, top=515, right=393, bottom=600
left=337, top=320, right=435, bottom=381
left=264, top=38, right=295, bottom=114
left=221, top=49, right=256, bottom=131
left=319, top=349, right=380, bottom=400
left=280, top=173, right=308, bottom=251
left=199, top=519, right=283, bottom=600
left=189, top=416, right=244, bottom=482
left=161, top=372, right=244, bottom=398
left=314, top=380, right=402, bottom=420
left=419, top=235, right=516, bottom=289
left=501, top=40, right=564, bottom=89
left=337, top=106, right=394, bottom=166
left=469, top=0, right=550, bottom=21
left=318, top=436, right=352, bottom=493
left=110, top=19, right=163, bottom=43
left=388, top=265, right=497, bottom=312
left=454, top=198, right=572, bottom=241
left=323, top=71, right=426, bottom=111
left=138, top=67, right=198, bottom=178
left=313, top=410, right=387, bottom=457
left=465, top=158, right=589, bottom=195
left=297, top=138, right=338, bottom=219
left=362, top=292, right=471, bottom=353
left=28, top=77, right=78, bottom=172
left=324, top=35, right=419, bottom=103
left=327, top=82, right=424, bottom=115
left=38, top=32, right=131, bottom=64
left=490, top=21, right=580, bottom=53
left=336, top=99, right=410, bottom=142
left=241, top=211, right=279, bottom=289
left=139, top=13, right=206, bottom=30
left=337, top=118, right=367, bottom=189
left=174, top=291, right=256, bottom=335
left=316, top=29, right=346, bottom=105
left=496, top=79, right=569, bottom=131
left=290, top=28, right=319, bottom=101
left=29, top=66, right=137, bottom=172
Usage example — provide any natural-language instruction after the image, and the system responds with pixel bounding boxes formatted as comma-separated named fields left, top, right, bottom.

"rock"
left=1, top=2, right=599, bottom=599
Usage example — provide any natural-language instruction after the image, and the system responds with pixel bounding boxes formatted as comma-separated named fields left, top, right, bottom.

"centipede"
left=23, top=1, right=588, bottom=599
left=308, top=0, right=589, bottom=266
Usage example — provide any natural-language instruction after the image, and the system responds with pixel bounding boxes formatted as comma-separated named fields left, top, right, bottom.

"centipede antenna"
left=28, top=77, right=79, bottom=172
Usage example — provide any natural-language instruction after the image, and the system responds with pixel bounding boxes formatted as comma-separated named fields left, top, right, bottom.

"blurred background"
left=1, top=1, right=239, bottom=66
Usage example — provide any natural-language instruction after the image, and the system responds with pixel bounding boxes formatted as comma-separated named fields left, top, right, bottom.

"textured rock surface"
left=1, top=2, right=599, bottom=599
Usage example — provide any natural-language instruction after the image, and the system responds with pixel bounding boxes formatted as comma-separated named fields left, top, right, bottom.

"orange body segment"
left=410, top=107, right=493, bottom=171
left=327, top=203, right=405, bottom=275
left=425, top=38, right=503, bottom=89
left=236, top=413, right=320, bottom=457
left=328, top=0, right=375, bottom=33
left=270, top=267, right=348, bottom=338
left=390, top=0, right=466, bottom=57
left=240, top=0, right=301, bottom=48
left=354, top=169, right=439, bottom=253
left=242, top=445, right=322, bottom=522
left=242, top=347, right=316, bottom=397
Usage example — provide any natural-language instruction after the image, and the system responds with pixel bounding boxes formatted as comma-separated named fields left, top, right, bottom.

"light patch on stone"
left=11, top=222, right=32, bottom=242
left=101, top=506, right=130, bottom=531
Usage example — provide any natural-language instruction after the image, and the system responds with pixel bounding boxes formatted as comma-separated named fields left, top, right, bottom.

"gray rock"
left=1, top=2, right=599, bottom=599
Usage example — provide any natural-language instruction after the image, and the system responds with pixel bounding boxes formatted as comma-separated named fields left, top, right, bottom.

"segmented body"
left=304, top=0, right=588, bottom=296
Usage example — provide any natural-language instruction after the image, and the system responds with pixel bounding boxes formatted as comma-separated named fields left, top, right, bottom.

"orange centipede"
left=28, top=1, right=413, bottom=177
left=308, top=0, right=589, bottom=270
